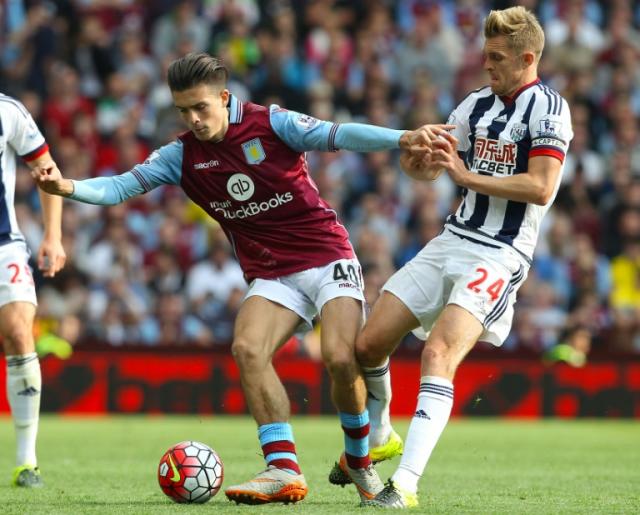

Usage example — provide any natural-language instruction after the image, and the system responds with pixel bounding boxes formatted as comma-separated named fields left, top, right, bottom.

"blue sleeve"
left=269, top=105, right=404, bottom=153
left=70, top=140, right=183, bottom=205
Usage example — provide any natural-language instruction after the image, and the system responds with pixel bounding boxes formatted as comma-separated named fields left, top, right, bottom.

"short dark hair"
left=167, top=53, right=228, bottom=92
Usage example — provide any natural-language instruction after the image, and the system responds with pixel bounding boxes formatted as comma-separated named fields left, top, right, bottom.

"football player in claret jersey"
left=356, top=7, right=573, bottom=509
left=0, top=94, right=67, bottom=487
left=31, top=52, right=452, bottom=505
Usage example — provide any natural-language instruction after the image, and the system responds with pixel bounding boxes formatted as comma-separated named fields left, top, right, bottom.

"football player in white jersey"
left=358, top=7, right=573, bottom=508
left=0, top=94, right=66, bottom=487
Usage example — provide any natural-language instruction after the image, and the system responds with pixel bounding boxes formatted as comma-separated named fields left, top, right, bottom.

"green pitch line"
left=0, top=416, right=637, bottom=514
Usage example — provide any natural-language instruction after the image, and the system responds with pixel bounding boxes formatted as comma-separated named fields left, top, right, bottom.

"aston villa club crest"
left=510, top=123, right=527, bottom=142
left=242, top=138, right=266, bottom=164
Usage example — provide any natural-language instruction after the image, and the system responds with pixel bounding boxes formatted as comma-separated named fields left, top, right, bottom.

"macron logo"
left=17, top=386, right=40, bottom=397
left=194, top=160, right=220, bottom=170
left=414, top=409, right=431, bottom=420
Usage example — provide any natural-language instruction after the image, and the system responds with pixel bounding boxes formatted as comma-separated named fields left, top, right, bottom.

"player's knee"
left=231, top=336, right=268, bottom=368
left=1, top=325, right=34, bottom=355
left=421, top=339, right=459, bottom=376
left=355, top=330, right=384, bottom=367
left=421, top=339, right=449, bottom=365
left=322, top=348, right=356, bottom=381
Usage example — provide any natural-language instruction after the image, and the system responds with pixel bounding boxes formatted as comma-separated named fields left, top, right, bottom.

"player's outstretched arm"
left=32, top=163, right=158, bottom=205
left=398, top=124, right=456, bottom=153
left=32, top=141, right=182, bottom=206
left=31, top=160, right=74, bottom=197
left=269, top=106, right=455, bottom=154
left=332, top=122, right=456, bottom=153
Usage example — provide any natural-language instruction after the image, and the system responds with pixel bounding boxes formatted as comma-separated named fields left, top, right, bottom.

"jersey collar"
left=499, top=78, right=541, bottom=105
left=228, top=94, right=244, bottom=124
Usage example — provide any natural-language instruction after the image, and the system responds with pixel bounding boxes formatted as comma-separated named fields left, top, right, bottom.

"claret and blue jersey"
left=70, top=95, right=404, bottom=281
left=444, top=78, right=573, bottom=262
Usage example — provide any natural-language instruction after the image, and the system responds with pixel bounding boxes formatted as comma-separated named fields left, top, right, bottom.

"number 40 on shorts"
left=333, top=262, right=363, bottom=288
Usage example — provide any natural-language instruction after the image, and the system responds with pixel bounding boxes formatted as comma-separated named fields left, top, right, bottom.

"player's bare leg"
left=330, top=292, right=414, bottom=491
left=231, top=297, right=299, bottom=426
left=225, top=296, right=307, bottom=504
left=357, top=291, right=420, bottom=456
left=363, top=304, right=482, bottom=508
left=1, top=301, right=43, bottom=488
left=320, top=297, right=366, bottom=416
left=322, top=297, right=383, bottom=501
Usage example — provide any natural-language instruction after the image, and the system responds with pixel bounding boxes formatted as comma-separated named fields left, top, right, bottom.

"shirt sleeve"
left=4, top=98, right=48, bottom=161
left=269, top=105, right=403, bottom=152
left=528, top=92, right=573, bottom=163
left=70, top=140, right=183, bottom=205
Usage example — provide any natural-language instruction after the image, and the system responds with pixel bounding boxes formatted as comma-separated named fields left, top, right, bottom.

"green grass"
left=0, top=416, right=638, bottom=514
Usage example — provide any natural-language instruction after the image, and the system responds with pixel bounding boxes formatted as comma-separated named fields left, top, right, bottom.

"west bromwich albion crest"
left=242, top=138, right=266, bottom=164
left=510, top=123, right=527, bottom=142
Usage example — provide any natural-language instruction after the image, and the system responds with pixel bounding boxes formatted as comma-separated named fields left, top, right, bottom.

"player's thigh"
left=233, top=295, right=302, bottom=360
left=313, top=258, right=365, bottom=314
left=311, top=258, right=365, bottom=358
left=382, top=237, right=450, bottom=339
left=447, top=250, right=526, bottom=345
left=0, top=243, right=37, bottom=355
left=0, top=242, right=37, bottom=309
left=357, top=291, right=421, bottom=365
left=319, top=296, right=363, bottom=362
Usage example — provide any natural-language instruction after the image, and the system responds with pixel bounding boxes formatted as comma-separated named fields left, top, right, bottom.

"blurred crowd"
left=1, top=0, right=640, bottom=357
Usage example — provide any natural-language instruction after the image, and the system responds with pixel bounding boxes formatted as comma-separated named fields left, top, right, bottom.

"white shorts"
left=383, top=229, right=528, bottom=346
left=245, top=258, right=365, bottom=329
left=0, top=241, right=37, bottom=308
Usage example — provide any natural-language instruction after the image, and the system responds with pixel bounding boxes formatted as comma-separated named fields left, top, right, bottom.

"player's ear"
left=522, top=51, right=535, bottom=68
left=220, top=88, right=230, bottom=106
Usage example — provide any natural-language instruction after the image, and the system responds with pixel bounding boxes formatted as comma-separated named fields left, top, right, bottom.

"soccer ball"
left=158, top=441, right=224, bottom=503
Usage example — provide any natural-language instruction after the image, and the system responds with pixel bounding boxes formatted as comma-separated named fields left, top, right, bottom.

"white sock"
left=392, top=375, right=453, bottom=493
left=362, top=359, right=392, bottom=447
left=6, top=353, right=41, bottom=467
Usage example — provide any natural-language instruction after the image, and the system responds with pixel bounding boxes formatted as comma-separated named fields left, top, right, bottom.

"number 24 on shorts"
left=6, top=263, right=34, bottom=286
left=466, top=267, right=505, bottom=302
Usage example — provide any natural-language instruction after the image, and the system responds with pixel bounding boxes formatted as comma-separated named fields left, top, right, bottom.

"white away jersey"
left=0, top=93, right=49, bottom=243
left=445, top=79, right=573, bottom=262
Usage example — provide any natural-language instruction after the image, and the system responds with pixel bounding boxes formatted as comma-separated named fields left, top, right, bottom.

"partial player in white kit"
left=0, top=93, right=66, bottom=487
left=357, top=7, right=573, bottom=508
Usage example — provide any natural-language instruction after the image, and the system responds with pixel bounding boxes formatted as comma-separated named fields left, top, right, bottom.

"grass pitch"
left=0, top=416, right=638, bottom=514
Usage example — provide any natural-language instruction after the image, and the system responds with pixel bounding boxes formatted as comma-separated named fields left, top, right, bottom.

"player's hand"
left=399, top=124, right=456, bottom=153
left=430, top=129, right=469, bottom=186
left=30, top=161, right=74, bottom=196
left=37, top=236, right=66, bottom=278
left=399, top=150, right=443, bottom=181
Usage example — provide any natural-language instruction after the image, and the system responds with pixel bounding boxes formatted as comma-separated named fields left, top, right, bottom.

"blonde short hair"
left=484, top=6, right=545, bottom=61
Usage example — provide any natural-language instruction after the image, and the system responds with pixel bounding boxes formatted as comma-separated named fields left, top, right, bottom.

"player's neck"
left=209, top=117, right=229, bottom=143
left=502, top=72, right=539, bottom=102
